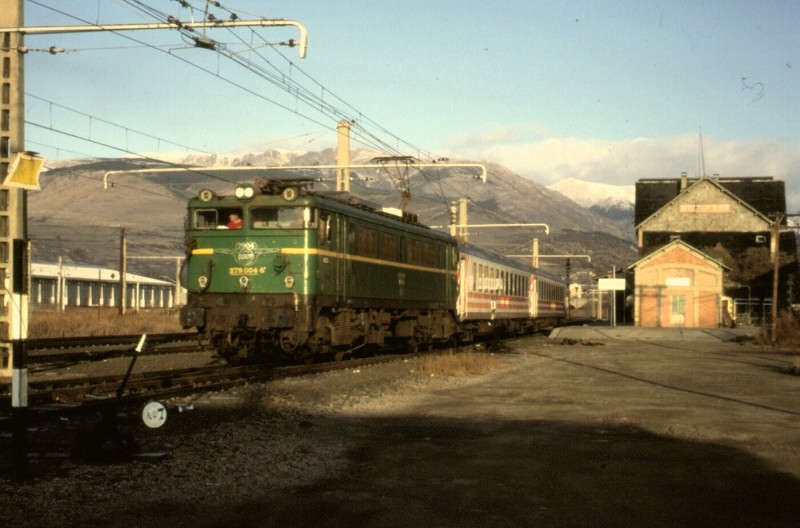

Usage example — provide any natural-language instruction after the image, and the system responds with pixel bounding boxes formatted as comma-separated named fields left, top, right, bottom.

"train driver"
left=227, top=213, right=243, bottom=229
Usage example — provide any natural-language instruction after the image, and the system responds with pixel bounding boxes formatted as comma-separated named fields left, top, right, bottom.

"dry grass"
left=28, top=308, right=187, bottom=338
left=762, top=312, right=800, bottom=375
left=767, top=311, right=800, bottom=349
left=419, top=350, right=505, bottom=378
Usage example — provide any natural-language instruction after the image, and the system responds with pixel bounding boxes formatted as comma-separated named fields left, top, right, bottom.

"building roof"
left=634, top=176, right=773, bottom=231
left=635, top=176, right=786, bottom=226
left=627, top=239, right=731, bottom=272
left=32, top=262, right=173, bottom=286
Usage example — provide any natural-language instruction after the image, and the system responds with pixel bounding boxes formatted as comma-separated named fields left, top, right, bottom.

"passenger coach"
left=457, top=243, right=567, bottom=337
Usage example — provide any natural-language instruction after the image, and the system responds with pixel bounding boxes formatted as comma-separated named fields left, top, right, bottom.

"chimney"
left=680, top=172, right=687, bottom=191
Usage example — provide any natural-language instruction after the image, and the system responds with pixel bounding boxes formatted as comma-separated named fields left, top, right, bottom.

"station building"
left=628, top=240, right=730, bottom=328
left=31, top=261, right=182, bottom=310
left=629, top=174, right=796, bottom=328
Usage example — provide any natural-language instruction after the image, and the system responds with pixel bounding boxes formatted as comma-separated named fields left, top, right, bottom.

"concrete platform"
left=549, top=324, right=764, bottom=342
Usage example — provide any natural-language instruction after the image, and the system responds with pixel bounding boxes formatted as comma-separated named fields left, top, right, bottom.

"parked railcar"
left=456, top=243, right=567, bottom=339
left=180, top=179, right=567, bottom=363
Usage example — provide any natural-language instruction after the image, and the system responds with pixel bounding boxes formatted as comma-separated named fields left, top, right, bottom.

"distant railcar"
left=457, top=243, right=567, bottom=339
left=180, top=179, right=566, bottom=363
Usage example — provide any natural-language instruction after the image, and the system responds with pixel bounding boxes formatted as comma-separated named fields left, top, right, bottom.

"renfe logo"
left=217, top=242, right=279, bottom=266
left=235, top=242, right=257, bottom=265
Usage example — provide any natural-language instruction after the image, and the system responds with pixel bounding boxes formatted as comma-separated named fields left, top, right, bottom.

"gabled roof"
left=627, top=239, right=731, bottom=272
left=635, top=176, right=773, bottom=230
left=635, top=176, right=785, bottom=225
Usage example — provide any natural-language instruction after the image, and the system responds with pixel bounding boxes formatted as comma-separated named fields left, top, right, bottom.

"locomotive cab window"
left=251, top=207, right=316, bottom=229
left=193, top=208, right=243, bottom=230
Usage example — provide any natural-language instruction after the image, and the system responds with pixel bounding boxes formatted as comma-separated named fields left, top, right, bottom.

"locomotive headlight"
left=198, top=189, right=215, bottom=202
left=234, top=184, right=255, bottom=200
left=198, top=275, right=208, bottom=288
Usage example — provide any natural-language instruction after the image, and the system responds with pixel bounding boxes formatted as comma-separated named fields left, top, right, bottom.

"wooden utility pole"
left=770, top=214, right=783, bottom=345
left=119, top=227, right=127, bottom=315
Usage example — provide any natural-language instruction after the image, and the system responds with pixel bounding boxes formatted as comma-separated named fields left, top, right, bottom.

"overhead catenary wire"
left=26, top=93, right=213, bottom=156
left=31, top=0, right=441, bottom=159
left=26, top=120, right=238, bottom=189
left=25, top=1, right=487, bottom=213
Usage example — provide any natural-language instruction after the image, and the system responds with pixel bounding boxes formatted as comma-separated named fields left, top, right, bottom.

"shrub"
left=419, top=350, right=504, bottom=378
left=28, top=307, right=186, bottom=338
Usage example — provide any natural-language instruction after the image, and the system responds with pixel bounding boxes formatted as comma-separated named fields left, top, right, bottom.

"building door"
left=670, top=295, right=686, bottom=326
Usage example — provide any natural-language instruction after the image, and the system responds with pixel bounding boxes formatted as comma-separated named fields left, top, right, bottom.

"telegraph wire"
left=29, top=1, right=434, bottom=160
left=26, top=120, right=238, bottom=188
left=27, top=1, right=476, bottom=210
left=27, top=93, right=213, bottom=156
left=118, top=0, right=439, bottom=159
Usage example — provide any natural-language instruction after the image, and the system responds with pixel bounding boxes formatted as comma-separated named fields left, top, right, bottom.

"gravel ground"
left=1, top=349, right=472, bottom=527
left=2, top=334, right=800, bottom=527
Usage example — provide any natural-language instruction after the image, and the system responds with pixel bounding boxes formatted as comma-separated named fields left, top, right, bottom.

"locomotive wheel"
left=213, top=330, right=252, bottom=365
left=407, top=330, right=427, bottom=354
left=212, top=333, right=236, bottom=364
left=279, top=330, right=299, bottom=354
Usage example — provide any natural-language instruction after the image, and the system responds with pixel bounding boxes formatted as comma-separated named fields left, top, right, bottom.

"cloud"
left=443, top=126, right=800, bottom=209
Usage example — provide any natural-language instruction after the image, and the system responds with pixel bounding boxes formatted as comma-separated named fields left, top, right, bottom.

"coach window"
left=380, top=232, right=397, bottom=261
left=347, top=223, right=357, bottom=253
left=318, top=212, right=331, bottom=245
left=359, top=226, right=377, bottom=257
left=423, top=241, right=437, bottom=267
left=471, top=262, right=477, bottom=291
left=408, top=239, right=422, bottom=265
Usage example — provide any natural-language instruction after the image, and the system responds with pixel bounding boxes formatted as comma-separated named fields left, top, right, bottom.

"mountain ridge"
left=29, top=149, right=638, bottom=285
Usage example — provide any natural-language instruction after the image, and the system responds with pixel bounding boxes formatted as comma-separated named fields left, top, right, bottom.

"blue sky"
left=20, top=1, right=800, bottom=206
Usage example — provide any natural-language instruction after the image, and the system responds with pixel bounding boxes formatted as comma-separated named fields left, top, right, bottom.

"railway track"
left=26, top=332, right=209, bottom=365
left=3, top=351, right=418, bottom=410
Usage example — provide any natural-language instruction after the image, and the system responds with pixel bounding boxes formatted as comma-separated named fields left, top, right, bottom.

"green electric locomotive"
left=180, top=179, right=459, bottom=363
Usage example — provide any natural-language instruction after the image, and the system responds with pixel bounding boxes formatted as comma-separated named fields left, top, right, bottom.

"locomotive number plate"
left=229, top=266, right=267, bottom=275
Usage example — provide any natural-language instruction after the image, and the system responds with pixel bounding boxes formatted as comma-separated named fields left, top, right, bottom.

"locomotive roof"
left=312, top=191, right=457, bottom=242
left=189, top=182, right=456, bottom=244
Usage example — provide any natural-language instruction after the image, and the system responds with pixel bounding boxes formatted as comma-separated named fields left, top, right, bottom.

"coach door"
left=529, top=275, right=538, bottom=318
left=334, top=215, right=350, bottom=304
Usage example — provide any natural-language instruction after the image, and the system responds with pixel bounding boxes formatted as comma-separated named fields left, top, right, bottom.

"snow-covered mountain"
left=548, top=177, right=634, bottom=208
left=548, top=177, right=635, bottom=237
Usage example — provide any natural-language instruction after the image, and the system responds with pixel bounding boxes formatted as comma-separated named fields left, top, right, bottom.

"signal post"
left=1, top=1, right=310, bottom=477
left=1, top=0, right=30, bottom=478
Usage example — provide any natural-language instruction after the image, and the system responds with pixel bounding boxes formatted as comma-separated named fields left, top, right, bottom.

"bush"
left=419, top=350, right=504, bottom=378
left=28, top=307, right=186, bottom=338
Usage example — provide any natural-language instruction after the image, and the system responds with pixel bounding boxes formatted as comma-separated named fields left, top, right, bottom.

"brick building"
left=628, top=240, right=729, bottom=328
left=634, top=175, right=797, bottom=316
